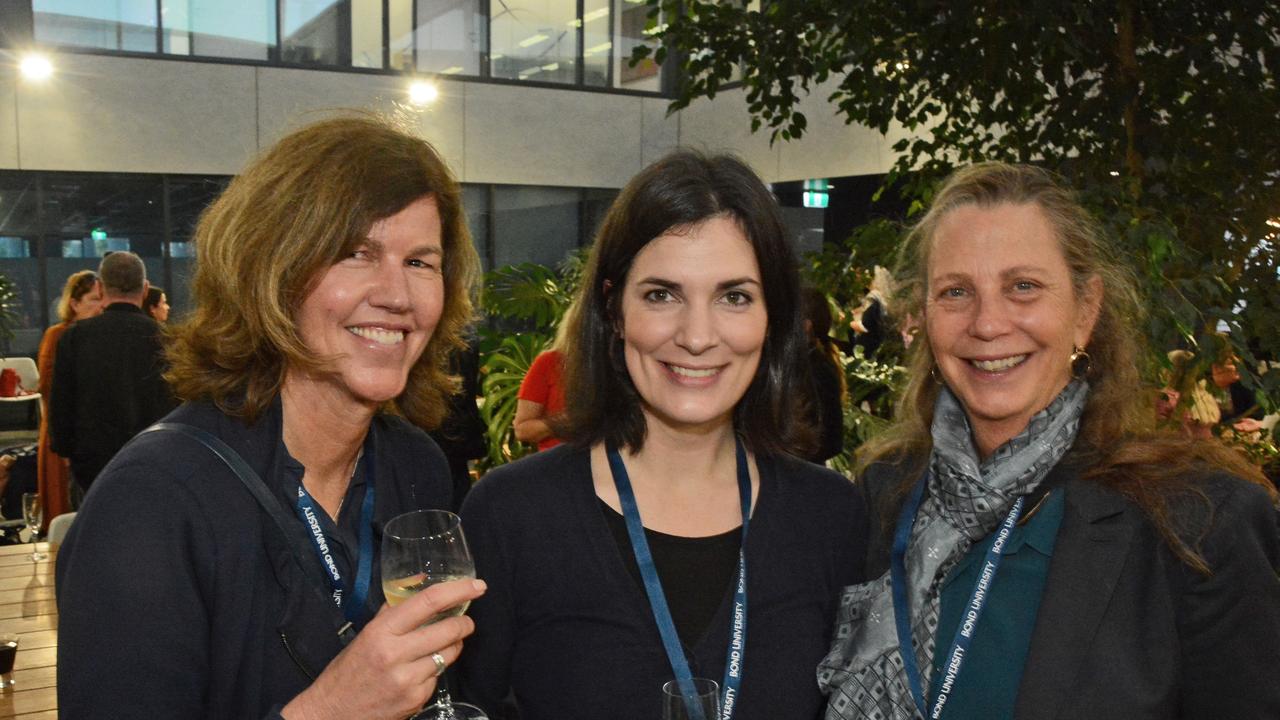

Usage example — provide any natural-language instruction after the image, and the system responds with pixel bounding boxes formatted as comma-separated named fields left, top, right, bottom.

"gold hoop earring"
left=1070, top=345, right=1092, bottom=378
left=930, top=366, right=945, bottom=385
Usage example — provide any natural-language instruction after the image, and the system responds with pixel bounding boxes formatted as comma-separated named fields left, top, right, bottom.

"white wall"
left=1, top=53, right=897, bottom=186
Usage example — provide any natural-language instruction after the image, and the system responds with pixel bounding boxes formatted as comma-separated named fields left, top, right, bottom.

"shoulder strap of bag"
left=140, top=422, right=357, bottom=643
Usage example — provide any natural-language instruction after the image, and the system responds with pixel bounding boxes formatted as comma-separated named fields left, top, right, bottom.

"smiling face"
left=288, top=194, right=446, bottom=413
left=619, top=216, right=768, bottom=437
left=925, top=202, right=1101, bottom=456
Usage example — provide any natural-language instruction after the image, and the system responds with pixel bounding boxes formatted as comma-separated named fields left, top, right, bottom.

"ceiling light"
left=20, top=53, right=54, bottom=81
left=408, top=80, right=439, bottom=105
left=517, top=33, right=549, bottom=48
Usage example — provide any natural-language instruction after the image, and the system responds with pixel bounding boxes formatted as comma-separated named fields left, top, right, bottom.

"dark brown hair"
left=559, top=150, right=811, bottom=456
left=165, top=113, right=480, bottom=429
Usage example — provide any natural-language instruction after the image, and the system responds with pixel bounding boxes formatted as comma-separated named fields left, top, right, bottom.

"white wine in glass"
left=21, top=493, right=46, bottom=562
left=381, top=509, right=486, bottom=720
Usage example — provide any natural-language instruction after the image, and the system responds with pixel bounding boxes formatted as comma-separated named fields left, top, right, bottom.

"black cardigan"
left=55, top=399, right=452, bottom=719
left=457, top=444, right=868, bottom=720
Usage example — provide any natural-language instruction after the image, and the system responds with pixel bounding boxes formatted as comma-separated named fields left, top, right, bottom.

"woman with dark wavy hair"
left=820, top=162, right=1280, bottom=719
left=56, top=114, right=485, bottom=720
left=459, top=150, right=867, bottom=719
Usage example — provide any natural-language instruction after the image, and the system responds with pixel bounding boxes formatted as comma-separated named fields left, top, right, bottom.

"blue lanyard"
left=890, top=472, right=1025, bottom=719
left=607, top=438, right=752, bottom=720
left=293, top=435, right=377, bottom=626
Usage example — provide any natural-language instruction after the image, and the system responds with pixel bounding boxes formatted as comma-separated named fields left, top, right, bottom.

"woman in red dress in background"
left=37, top=270, right=103, bottom=527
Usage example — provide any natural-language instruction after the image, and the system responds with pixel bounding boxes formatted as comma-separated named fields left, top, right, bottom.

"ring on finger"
left=430, top=652, right=447, bottom=677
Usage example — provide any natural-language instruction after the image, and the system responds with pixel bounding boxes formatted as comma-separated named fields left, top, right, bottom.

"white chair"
left=0, top=357, right=39, bottom=393
left=48, top=511, right=76, bottom=550
left=0, top=357, right=41, bottom=428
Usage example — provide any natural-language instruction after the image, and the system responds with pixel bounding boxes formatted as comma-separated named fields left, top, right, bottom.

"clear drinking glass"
left=662, top=678, right=720, bottom=720
left=20, top=494, right=46, bottom=562
left=0, top=633, right=18, bottom=689
left=381, top=509, right=486, bottom=720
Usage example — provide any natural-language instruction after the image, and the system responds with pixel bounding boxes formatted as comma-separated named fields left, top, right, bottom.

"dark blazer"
left=860, top=453, right=1280, bottom=719
left=49, top=302, right=176, bottom=488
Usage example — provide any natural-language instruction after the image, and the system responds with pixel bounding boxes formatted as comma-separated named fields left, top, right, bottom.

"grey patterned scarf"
left=819, top=379, right=1088, bottom=720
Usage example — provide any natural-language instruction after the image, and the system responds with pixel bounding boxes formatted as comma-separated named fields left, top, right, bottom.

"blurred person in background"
left=800, top=286, right=846, bottom=464
left=513, top=304, right=578, bottom=451
left=35, top=270, right=102, bottom=528
left=50, top=251, right=174, bottom=499
left=142, top=285, right=171, bottom=323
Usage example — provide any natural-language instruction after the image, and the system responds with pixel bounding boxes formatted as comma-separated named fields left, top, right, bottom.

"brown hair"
left=559, top=150, right=812, bottom=456
left=57, top=270, right=99, bottom=323
left=165, top=113, right=480, bottom=429
left=861, top=162, right=1272, bottom=572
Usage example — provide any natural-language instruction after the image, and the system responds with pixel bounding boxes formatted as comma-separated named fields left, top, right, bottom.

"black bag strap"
left=141, top=422, right=356, bottom=643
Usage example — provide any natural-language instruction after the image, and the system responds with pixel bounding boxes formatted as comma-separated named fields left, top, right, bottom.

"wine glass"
left=381, top=509, right=486, bottom=720
left=21, top=494, right=46, bottom=562
left=662, top=678, right=720, bottom=720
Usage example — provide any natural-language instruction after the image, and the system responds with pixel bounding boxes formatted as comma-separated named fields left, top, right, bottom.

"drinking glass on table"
left=0, top=633, right=18, bottom=690
left=662, top=678, right=720, bottom=720
left=381, top=509, right=486, bottom=720
left=21, top=493, right=46, bottom=562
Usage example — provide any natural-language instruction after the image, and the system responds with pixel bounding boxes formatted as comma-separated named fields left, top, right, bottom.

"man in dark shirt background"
left=50, top=251, right=175, bottom=501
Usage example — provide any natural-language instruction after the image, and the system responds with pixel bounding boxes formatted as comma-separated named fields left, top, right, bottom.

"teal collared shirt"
left=928, top=488, right=1066, bottom=717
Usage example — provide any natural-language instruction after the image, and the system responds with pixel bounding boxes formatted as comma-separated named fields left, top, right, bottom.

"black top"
left=55, top=398, right=452, bottom=719
left=49, top=302, right=176, bottom=487
left=457, top=444, right=868, bottom=720
left=599, top=499, right=742, bottom=647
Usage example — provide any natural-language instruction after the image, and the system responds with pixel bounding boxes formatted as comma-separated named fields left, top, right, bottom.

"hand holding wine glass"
left=21, top=493, right=46, bottom=562
left=382, top=509, right=487, bottom=720
left=280, top=576, right=485, bottom=720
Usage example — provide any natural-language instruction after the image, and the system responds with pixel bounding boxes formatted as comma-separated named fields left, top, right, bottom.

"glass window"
left=614, top=0, right=662, bottom=91
left=582, top=0, right=611, bottom=87
left=281, top=0, right=347, bottom=66
left=41, top=174, right=165, bottom=337
left=351, top=0, right=384, bottom=68
left=33, top=0, right=157, bottom=53
left=165, top=177, right=230, bottom=320
left=163, top=0, right=276, bottom=61
left=491, top=186, right=580, bottom=269
left=491, top=0, right=578, bottom=84
left=461, top=184, right=491, bottom=273
left=388, top=0, right=486, bottom=76
left=0, top=174, right=41, bottom=355
left=582, top=188, right=618, bottom=241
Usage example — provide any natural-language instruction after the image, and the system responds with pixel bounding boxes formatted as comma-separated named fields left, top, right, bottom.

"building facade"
left=1, top=0, right=900, bottom=356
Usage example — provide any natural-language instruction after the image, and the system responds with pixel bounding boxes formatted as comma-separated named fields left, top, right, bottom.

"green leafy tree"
left=639, top=0, right=1280, bottom=428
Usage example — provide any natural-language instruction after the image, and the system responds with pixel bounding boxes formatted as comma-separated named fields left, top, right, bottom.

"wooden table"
left=0, top=542, right=56, bottom=720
